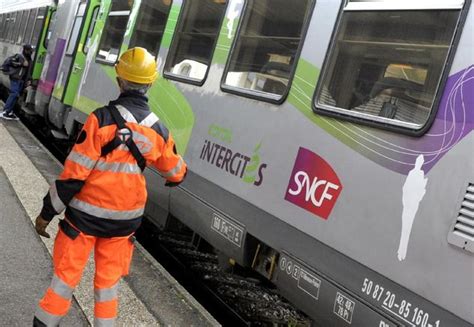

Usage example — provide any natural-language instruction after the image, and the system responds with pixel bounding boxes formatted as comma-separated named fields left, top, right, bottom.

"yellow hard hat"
left=115, top=47, right=158, bottom=84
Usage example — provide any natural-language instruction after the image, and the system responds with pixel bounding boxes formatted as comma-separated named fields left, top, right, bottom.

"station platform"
left=0, top=114, right=219, bottom=326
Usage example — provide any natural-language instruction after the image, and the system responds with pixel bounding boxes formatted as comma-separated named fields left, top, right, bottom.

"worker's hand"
left=35, top=215, right=51, bottom=238
left=164, top=169, right=187, bottom=187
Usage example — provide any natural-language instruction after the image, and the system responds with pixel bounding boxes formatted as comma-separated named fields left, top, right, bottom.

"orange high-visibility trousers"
left=35, top=224, right=134, bottom=326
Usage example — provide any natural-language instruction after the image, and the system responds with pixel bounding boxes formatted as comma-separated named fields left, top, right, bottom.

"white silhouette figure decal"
left=398, top=154, right=428, bottom=261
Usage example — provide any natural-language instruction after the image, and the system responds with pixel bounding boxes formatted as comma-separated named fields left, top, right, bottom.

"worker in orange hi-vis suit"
left=33, top=47, right=187, bottom=327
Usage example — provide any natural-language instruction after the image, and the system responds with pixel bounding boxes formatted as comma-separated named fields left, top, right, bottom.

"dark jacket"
left=10, top=53, right=31, bottom=81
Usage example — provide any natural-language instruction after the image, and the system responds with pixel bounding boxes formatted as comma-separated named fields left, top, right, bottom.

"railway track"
left=137, top=219, right=311, bottom=326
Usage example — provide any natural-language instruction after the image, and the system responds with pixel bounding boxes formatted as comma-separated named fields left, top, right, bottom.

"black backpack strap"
left=100, top=106, right=147, bottom=172
left=100, top=137, right=122, bottom=158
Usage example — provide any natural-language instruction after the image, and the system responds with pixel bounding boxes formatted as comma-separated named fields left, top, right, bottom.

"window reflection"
left=223, top=0, right=312, bottom=99
left=97, top=0, right=133, bottom=63
left=317, top=9, right=460, bottom=127
left=129, top=0, right=171, bottom=57
left=164, top=0, right=227, bottom=82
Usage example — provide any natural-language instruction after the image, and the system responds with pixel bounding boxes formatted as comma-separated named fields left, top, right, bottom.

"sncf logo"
left=285, top=147, right=343, bottom=220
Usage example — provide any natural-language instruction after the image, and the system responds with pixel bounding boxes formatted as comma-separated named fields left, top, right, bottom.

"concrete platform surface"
left=0, top=168, right=88, bottom=326
left=0, top=117, right=219, bottom=326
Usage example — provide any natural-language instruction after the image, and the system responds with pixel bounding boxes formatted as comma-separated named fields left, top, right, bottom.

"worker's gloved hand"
left=35, top=215, right=51, bottom=238
left=164, top=170, right=187, bottom=187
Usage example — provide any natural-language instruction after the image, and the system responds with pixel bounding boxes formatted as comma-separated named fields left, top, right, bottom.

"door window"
left=66, top=3, right=87, bottom=55
left=31, top=8, right=46, bottom=48
left=96, top=0, right=134, bottom=64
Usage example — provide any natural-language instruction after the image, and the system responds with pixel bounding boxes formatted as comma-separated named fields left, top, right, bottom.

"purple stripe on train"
left=365, top=66, right=473, bottom=175
left=38, top=38, right=67, bottom=96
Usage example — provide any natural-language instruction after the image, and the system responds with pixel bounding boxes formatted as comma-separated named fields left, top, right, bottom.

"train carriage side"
left=160, top=0, right=473, bottom=326
left=0, top=2, right=55, bottom=98
left=3, top=0, right=471, bottom=325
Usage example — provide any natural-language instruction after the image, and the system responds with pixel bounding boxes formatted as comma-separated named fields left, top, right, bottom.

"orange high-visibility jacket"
left=41, top=92, right=187, bottom=237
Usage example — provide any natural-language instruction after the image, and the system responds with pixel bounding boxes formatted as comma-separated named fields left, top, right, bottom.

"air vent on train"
left=447, top=183, right=474, bottom=253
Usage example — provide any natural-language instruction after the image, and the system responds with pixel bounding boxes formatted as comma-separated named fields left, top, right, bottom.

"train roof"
left=0, top=0, right=55, bottom=14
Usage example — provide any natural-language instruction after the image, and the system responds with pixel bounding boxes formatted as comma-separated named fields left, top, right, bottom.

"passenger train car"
left=0, top=0, right=56, bottom=100
left=1, top=0, right=472, bottom=325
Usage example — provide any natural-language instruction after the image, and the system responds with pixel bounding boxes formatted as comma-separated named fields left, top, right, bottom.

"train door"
left=23, top=7, right=56, bottom=115
left=30, top=7, right=56, bottom=83
left=35, top=0, right=81, bottom=119
left=59, top=0, right=101, bottom=110
left=47, top=0, right=100, bottom=133
left=47, top=0, right=89, bottom=131
left=70, top=0, right=135, bottom=116
left=50, top=1, right=86, bottom=103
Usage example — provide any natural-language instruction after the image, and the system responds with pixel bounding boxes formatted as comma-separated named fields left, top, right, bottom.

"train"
left=1, top=0, right=472, bottom=326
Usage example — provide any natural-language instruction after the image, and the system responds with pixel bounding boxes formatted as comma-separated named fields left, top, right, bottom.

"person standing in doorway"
left=1, top=44, right=33, bottom=120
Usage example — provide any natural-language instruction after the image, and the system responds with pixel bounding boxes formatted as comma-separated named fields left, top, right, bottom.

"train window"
left=66, top=3, right=87, bottom=56
left=7, top=12, right=16, bottom=42
left=24, top=10, right=37, bottom=45
left=129, top=0, right=172, bottom=58
left=2, top=14, right=9, bottom=41
left=31, top=8, right=46, bottom=48
left=2, top=14, right=7, bottom=40
left=12, top=11, right=23, bottom=44
left=96, top=0, right=134, bottom=64
left=221, top=0, right=313, bottom=103
left=3, top=14, right=11, bottom=41
left=164, top=0, right=228, bottom=84
left=0, top=15, right=4, bottom=40
left=18, top=11, right=29, bottom=45
left=83, top=6, right=100, bottom=54
left=314, top=0, right=465, bottom=132
left=3, top=14, right=7, bottom=40
left=5, top=13, right=11, bottom=41
left=44, top=10, right=56, bottom=49
left=16, top=11, right=23, bottom=44
left=4, top=14, right=10, bottom=41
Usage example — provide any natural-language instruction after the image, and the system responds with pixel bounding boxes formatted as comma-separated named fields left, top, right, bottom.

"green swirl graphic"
left=243, top=143, right=262, bottom=184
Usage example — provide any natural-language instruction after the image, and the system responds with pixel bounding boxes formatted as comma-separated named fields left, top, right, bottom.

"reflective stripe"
left=50, top=274, right=74, bottom=300
left=116, top=105, right=137, bottom=124
left=140, top=112, right=159, bottom=128
left=49, top=182, right=66, bottom=213
left=35, top=306, right=63, bottom=326
left=160, top=157, right=184, bottom=178
left=94, top=317, right=116, bottom=327
left=69, top=198, right=144, bottom=220
left=95, top=282, right=119, bottom=302
left=67, top=151, right=97, bottom=170
left=95, top=160, right=142, bottom=174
